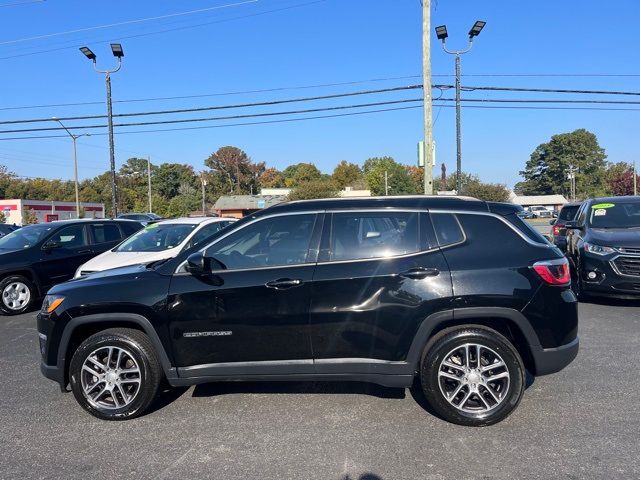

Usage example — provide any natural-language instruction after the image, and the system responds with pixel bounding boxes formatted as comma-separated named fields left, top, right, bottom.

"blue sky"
left=0, top=0, right=638, bottom=188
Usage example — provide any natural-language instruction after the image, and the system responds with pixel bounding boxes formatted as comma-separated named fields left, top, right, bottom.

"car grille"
left=613, top=256, right=640, bottom=277
left=617, top=247, right=640, bottom=255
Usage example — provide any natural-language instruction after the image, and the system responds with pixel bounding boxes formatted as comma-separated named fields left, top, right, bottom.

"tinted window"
left=91, top=224, right=122, bottom=243
left=558, top=205, right=580, bottom=222
left=116, top=223, right=197, bottom=252
left=49, top=225, right=88, bottom=248
left=431, top=213, right=464, bottom=247
left=208, top=214, right=316, bottom=269
left=505, top=213, right=549, bottom=244
left=576, top=203, right=588, bottom=226
left=329, top=212, right=418, bottom=261
left=187, top=222, right=224, bottom=249
left=457, top=214, right=525, bottom=253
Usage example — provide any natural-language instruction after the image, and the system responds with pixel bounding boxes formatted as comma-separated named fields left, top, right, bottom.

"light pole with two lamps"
left=52, top=117, right=90, bottom=218
left=79, top=43, right=124, bottom=218
left=435, top=21, right=486, bottom=194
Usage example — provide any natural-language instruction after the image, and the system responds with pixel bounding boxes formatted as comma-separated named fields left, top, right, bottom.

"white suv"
left=74, top=217, right=235, bottom=278
left=528, top=206, right=553, bottom=218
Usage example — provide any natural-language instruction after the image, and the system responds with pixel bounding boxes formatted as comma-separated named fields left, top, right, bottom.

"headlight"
left=584, top=242, right=615, bottom=256
left=42, top=295, right=65, bottom=314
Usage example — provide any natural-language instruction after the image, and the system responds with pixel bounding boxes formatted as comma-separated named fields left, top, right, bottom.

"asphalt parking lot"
left=0, top=300, right=638, bottom=480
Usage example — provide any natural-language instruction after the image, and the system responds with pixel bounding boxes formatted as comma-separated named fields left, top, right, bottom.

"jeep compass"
left=38, top=196, right=579, bottom=426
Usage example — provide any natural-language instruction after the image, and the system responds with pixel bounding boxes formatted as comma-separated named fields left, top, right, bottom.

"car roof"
left=584, top=196, right=640, bottom=204
left=30, top=218, right=139, bottom=227
left=248, top=195, right=520, bottom=217
left=560, top=202, right=582, bottom=208
left=154, top=216, right=232, bottom=226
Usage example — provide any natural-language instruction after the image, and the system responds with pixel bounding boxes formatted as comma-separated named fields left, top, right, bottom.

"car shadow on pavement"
left=192, top=381, right=406, bottom=400
left=341, top=474, right=383, bottom=480
left=145, top=385, right=190, bottom=415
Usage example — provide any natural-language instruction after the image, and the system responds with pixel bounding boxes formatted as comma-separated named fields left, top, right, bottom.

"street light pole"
left=435, top=21, right=486, bottom=194
left=53, top=118, right=90, bottom=218
left=80, top=44, right=124, bottom=218
left=201, top=175, right=208, bottom=215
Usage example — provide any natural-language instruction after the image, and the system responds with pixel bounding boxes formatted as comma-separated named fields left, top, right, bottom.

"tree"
left=259, top=168, right=286, bottom=189
left=23, top=208, right=38, bottom=224
left=364, top=157, right=414, bottom=196
left=288, top=178, right=339, bottom=201
left=464, top=182, right=510, bottom=202
left=516, top=129, right=607, bottom=197
left=332, top=161, right=363, bottom=189
left=405, top=166, right=424, bottom=194
left=282, top=163, right=322, bottom=187
left=204, top=146, right=265, bottom=194
left=153, top=163, right=198, bottom=199
left=0, top=211, right=5, bottom=223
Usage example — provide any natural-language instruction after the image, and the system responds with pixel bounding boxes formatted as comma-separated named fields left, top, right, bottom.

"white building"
left=0, top=199, right=105, bottom=225
left=509, top=193, right=568, bottom=211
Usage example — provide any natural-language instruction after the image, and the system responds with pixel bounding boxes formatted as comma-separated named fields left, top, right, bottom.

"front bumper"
left=530, top=337, right=579, bottom=375
left=581, top=253, right=640, bottom=297
left=40, top=360, right=64, bottom=385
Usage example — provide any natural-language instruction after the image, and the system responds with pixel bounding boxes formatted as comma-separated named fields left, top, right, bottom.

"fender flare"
left=57, top=313, right=177, bottom=381
left=404, top=307, right=541, bottom=371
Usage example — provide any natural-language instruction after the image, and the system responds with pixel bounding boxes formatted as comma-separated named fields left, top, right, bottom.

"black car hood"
left=588, top=227, right=640, bottom=247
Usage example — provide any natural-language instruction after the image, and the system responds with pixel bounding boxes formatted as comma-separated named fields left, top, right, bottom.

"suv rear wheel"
left=0, top=275, right=35, bottom=315
left=69, top=328, right=162, bottom=420
left=420, top=326, right=525, bottom=427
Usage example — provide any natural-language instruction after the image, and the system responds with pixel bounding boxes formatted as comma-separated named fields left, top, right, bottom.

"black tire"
left=420, top=326, right=525, bottom=427
left=69, top=328, right=163, bottom=420
left=0, top=275, right=36, bottom=315
left=571, top=261, right=588, bottom=301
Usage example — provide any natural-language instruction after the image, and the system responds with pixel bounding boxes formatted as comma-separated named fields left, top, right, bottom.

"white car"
left=74, top=217, right=236, bottom=278
left=527, top=205, right=553, bottom=218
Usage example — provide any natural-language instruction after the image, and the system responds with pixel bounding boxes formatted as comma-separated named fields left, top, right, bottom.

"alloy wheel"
left=80, top=346, right=142, bottom=410
left=2, top=281, right=30, bottom=311
left=437, top=343, right=510, bottom=414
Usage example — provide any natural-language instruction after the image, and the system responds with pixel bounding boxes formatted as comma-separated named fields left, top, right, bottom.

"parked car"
left=566, top=196, right=640, bottom=298
left=0, top=224, right=19, bottom=238
left=74, top=217, right=236, bottom=278
left=38, top=196, right=578, bottom=426
left=117, top=213, right=162, bottom=226
left=527, top=205, right=553, bottom=218
left=516, top=210, right=535, bottom=220
left=0, top=219, right=143, bottom=315
left=549, top=202, right=582, bottom=251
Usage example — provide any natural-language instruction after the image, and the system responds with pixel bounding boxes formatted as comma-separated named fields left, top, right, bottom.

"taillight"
left=552, top=224, right=563, bottom=236
left=532, top=259, right=570, bottom=286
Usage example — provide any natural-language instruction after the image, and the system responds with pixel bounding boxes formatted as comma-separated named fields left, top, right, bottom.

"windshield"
left=589, top=202, right=640, bottom=228
left=0, top=223, right=54, bottom=249
left=115, top=223, right=197, bottom=252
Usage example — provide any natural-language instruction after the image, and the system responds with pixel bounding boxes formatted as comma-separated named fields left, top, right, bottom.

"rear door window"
left=90, top=223, right=122, bottom=244
left=49, top=225, right=88, bottom=248
left=328, top=211, right=419, bottom=261
left=430, top=213, right=464, bottom=247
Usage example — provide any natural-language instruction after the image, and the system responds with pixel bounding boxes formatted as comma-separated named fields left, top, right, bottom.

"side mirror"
left=185, top=251, right=226, bottom=276
left=43, top=240, right=62, bottom=250
left=549, top=219, right=556, bottom=225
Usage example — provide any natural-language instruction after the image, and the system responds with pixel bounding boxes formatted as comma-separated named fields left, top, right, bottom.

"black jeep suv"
left=0, top=219, right=142, bottom=315
left=38, top=197, right=578, bottom=426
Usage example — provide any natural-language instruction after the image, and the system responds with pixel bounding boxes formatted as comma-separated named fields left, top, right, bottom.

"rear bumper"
left=530, top=336, right=579, bottom=375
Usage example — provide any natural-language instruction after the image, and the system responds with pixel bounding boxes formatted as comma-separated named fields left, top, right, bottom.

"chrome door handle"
left=265, top=278, right=303, bottom=289
left=400, top=268, right=439, bottom=279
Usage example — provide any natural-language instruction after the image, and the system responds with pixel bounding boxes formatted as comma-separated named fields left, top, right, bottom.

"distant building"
left=0, top=199, right=105, bottom=225
left=509, top=193, right=568, bottom=211
left=339, top=187, right=371, bottom=197
left=213, top=195, right=288, bottom=218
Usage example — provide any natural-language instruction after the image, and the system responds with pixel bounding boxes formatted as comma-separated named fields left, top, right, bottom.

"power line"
left=0, top=75, right=423, bottom=111
left=0, top=0, right=329, bottom=61
left=444, top=84, right=640, bottom=96
left=0, top=0, right=258, bottom=46
left=0, top=85, right=423, bottom=125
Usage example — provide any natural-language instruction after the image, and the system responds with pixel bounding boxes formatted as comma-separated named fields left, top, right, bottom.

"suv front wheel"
left=69, top=328, right=162, bottom=420
left=0, top=275, right=35, bottom=315
left=420, top=326, right=525, bottom=427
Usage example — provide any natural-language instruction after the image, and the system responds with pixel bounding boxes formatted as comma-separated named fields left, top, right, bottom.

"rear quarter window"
left=503, top=213, right=550, bottom=245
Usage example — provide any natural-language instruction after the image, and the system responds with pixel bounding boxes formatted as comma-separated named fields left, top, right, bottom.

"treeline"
left=0, top=146, right=510, bottom=218
left=515, top=128, right=638, bottom=198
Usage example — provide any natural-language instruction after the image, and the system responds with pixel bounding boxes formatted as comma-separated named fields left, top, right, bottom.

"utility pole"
left=52, top=118, right=90, bottom=218
left=435, top=21, right=486, bottom=194
left=385, top=170, right=389, bottom=196
left=80, top=44, right=124, bottom=218
left=201, top=175, right=208, bottom=215
left=567, top=165, right=577, bottom=201
left=422, top=0, right=433, bottom=195
left=147, top=156, right=152, bottom=213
